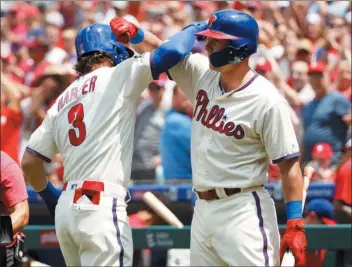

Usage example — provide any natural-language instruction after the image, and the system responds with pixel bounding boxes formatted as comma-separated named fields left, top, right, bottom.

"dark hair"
left=74, top=51, right=114, bottom=76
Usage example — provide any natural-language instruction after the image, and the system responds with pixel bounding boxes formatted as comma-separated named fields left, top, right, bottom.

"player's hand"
left=110, top=17, right=138, bottom=45
left=280, top=218, right=307, bottom=265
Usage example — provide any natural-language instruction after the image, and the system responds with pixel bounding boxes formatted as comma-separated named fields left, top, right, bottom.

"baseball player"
left=21, top=22, right=208, bottom=267
left=112, top=10, right=306, bottom=267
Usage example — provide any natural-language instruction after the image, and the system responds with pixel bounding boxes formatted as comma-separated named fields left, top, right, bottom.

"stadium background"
left=1, top=1, right=351, bottom=266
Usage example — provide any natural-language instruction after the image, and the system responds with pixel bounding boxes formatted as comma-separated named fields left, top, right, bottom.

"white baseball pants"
left=191, top=188, right=280, bottom=266
left=55, top=181, right=133, bottom=267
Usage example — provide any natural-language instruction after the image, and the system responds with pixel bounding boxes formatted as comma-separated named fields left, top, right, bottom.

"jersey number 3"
left=68, top=103, right=86, bottom=146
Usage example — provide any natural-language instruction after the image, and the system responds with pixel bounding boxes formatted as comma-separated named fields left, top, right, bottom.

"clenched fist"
left=110, top=17, right=138, bottom=45
left=280, top=218, right=307, bottom=265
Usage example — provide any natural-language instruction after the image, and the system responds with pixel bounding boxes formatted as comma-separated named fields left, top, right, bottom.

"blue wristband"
left=130, top=28, right=144, bottom=44
left=38, top=181, right=61, bottom=219
left=286, top=200, right=302, bottom=219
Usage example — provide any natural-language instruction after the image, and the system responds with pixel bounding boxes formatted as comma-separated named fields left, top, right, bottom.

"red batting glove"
left=110, top=17, right=138, bottom=45
left=280, top=218, right=307, bottom=265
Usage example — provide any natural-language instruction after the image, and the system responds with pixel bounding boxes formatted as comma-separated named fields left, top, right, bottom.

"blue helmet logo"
left=75, top=24, right=133, bottom=66
left=208, top=15, right=217, bottom=28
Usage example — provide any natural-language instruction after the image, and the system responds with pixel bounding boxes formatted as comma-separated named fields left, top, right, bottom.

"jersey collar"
left=219, top=72, right=259, bottom=97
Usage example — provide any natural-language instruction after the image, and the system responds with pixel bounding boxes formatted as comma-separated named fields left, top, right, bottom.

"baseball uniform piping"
left=219, top=73, right=259, bottom=95
left=150, top=51, right=158, bottom=80
left=112, top=198, right=124, bottom=267
left=272, top=152, right=301, bottom=164
left=25, top=146, right=51, bottom=163
left=252, top=191, right=269, bottom=267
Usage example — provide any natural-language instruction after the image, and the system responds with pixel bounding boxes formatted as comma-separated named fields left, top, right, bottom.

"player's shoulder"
left=252, top=74, right=287, bottom=104
left=187, top=52, right=208, bottom=62
left=119, top=52, right=151, bottom=66
left=112, top=52, right=151, bottom=75
left=178, top=52, right=208, bottom=68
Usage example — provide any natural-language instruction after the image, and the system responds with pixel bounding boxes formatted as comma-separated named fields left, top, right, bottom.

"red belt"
left=62, top=181, right=105, bottom=205
left=62, top=181, right=104, bottom=192
left=196, top=185, right=263, bottom=201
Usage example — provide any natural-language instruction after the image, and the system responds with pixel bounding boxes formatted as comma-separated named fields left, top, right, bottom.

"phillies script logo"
left=208, top=15, right=217, bottom=27
left=194, top=90, right=245, bottom=139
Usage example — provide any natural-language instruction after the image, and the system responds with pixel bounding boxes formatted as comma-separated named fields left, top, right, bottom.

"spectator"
left=328, top=16, right=349, bottom=48
left=215, top=1, right=233, bottom=11
left=0, top=151, right=29, bottom=266
left=1, top=72, right=27, bottom=163
left=44, top=13, right=67, bottom=65
left=290, top=61, right=315, bottom=107
left=279, top=61, right=315, bottom=119
left=131, top=81, right=166, bottom=182
left=0, top=151, right=29, bottom=233
left=305, top=13, right=325, bottom=55
left=334, top=60, right=351, bottom=100
left=300, top=199, right=336, bottom=267
left=334, top=139, right=352, bottom=224
left=5, top=2, right=30, bottom=44
left=190, top=2, right=213, bottom=21
left=302, top=61, right=351, bottom=164
left=62, top=28, right=77, bottom=65
left=334, top=138, right=352, bottom=267
left=295, top=38, right=313, bottom=64
left=22, top=39, right=50, bottom=86
left=308, top=143, right=335, bottom=183
left=160, top=84, right=193, bottom=184
left=20, top=64, right=75, bottom=158
left=267, top=163, right=281, bottom=182
left=254, top=57, right=273, bottom=79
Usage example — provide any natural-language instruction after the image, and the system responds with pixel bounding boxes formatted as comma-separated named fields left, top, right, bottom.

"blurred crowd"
left=1, top=1, right=351, bottom=188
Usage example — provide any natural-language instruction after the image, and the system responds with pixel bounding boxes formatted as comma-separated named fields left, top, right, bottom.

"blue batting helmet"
left=75, top=24, right=133, bottom=66
left=195, top=10, right=259, bottom=67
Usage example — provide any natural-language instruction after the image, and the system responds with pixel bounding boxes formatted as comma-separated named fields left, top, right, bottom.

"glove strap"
left=131, top=28, right=144, bottom=44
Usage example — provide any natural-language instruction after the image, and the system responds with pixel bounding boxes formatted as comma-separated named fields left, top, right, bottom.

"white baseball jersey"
left=26, top=53, right=153, bottom=187
left=168, top=54, right=300, bottom=191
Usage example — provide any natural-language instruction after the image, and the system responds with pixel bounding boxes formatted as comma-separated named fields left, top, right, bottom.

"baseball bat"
left=142, top=191, right=184, bottom=228
left=281, top=166, right=315, bottom=267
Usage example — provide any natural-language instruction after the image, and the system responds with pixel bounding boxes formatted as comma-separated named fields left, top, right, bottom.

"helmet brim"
left=195, top=29, right=243, bottom=40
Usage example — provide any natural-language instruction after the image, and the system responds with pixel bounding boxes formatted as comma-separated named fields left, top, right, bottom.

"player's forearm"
left=279, top=158, right=303, bottom=218
left=130, top=31, right=163, bottom=53
left=22, top=151, right=60, bottom=219
left=280, top=81, right=302, bottom=107
left=1, top=72, right=22, bottom=111
left=9, top=201, right=29, bottom=234
left=150, top=22, right=207, bottom=79
left=21, top=152, right=48, bottom=191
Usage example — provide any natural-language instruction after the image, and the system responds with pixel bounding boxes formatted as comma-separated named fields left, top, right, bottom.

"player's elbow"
left=21, top=152, right=34, bottom=173
left=152, top=46, right=184, bottom=79
left=157, top=42, right=186, bottom=64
